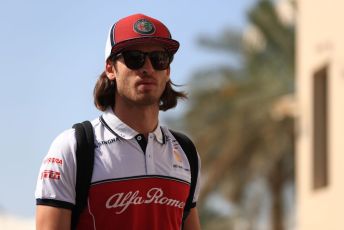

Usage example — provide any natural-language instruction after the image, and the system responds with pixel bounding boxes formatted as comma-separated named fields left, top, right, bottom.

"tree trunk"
left=268, top=159, right=284, bottom=230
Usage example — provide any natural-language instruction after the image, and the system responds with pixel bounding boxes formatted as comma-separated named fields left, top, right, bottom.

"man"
left=35, top=13, right=201, bottom=230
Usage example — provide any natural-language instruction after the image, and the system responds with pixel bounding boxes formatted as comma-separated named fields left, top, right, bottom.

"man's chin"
left=132, top=95, right=160, bottom=107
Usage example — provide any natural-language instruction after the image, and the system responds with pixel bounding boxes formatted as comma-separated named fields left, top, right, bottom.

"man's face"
left=106, top=44, right=171, bottom=108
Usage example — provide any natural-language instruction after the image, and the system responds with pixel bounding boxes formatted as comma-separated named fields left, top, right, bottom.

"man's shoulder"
left=49, top=117, right=99, bottom=149
left=51, top=128, right=76, bottom=147
left=163, top=128, right=195, bottom=144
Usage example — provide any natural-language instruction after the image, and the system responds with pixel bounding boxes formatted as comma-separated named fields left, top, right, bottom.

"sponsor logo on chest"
left=97, top=138, right=118, bottom=147
left=105, top=187, right=185, bottom=214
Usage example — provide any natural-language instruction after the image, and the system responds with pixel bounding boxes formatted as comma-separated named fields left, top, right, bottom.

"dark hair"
left=93, top=71, right=187, bottom=111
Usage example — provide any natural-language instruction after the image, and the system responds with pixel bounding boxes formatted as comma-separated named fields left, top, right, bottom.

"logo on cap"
left=134, top=19, right=155, bottom=35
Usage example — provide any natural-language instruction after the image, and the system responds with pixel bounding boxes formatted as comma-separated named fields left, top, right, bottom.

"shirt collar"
left=102, top=107, right=165, bottom=144
left=153, top=125, right=165, bottom=144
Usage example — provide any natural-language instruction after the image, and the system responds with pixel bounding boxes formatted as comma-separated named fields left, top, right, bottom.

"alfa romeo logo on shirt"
left=134, top=19, right=155, bottom=35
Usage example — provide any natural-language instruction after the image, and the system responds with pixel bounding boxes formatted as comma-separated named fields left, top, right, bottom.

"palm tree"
left=181, top=0, right=295, bottom=229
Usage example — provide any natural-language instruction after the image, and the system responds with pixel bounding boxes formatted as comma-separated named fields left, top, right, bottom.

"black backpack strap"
left=169, top=130, right=199, bottom=223
left=71, top=121, right=95, bottom=230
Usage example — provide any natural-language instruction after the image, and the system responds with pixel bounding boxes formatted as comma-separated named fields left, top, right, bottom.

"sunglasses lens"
left=120, top=51, right=171, bottom=70
left=122, top=51, right=146, bottom=69
left=149, top=51, right=171, bottom=70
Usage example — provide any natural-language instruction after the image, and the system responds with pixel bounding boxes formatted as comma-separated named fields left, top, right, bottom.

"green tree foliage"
left=183, top=0, right=295, bottom=229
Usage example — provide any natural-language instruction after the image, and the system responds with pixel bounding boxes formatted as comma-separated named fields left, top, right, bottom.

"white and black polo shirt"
left=35, top=107, right=201, bottom=230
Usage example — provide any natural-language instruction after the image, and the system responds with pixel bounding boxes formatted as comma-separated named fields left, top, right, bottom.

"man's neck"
left=113, top=104, right=159, bottom=138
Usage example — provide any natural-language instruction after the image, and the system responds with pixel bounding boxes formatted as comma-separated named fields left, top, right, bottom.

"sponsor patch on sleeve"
left=43, top=157, right=63, bottom=166
left=41, top=170, right=61, bottom=180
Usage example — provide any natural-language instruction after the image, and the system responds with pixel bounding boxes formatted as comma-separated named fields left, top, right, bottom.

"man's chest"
left=91, top=137, right=191, bottom=182
left=79, top=139, right=191, bottom=229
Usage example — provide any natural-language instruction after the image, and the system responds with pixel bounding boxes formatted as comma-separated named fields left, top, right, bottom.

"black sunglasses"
left=111, top=50, right=173, bottom=71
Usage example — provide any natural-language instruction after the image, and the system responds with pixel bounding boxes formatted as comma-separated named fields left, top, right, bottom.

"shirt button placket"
left=146, top=134, right=155, bottom=174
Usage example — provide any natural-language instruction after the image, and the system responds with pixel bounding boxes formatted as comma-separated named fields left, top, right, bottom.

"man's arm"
left=36, top=205, right=72, bottom=230
left=183, top=207, right=201, bottom=230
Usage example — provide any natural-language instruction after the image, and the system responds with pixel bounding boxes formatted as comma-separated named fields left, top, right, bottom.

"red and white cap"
left=105, top=13, right=180, bottom=61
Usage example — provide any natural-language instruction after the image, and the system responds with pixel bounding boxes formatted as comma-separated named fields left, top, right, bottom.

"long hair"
left=93, top=71, right=187, bottom=111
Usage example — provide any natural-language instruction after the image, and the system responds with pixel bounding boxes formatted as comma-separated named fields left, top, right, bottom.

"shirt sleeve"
left=35, top=128, right=77, bottom=209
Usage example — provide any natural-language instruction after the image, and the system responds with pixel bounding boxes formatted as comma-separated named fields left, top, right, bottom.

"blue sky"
left=0, top=0, right=255, bottom=218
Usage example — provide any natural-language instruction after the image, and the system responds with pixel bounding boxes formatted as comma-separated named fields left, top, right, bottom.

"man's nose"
left=140, top=56, right=155, bottom=75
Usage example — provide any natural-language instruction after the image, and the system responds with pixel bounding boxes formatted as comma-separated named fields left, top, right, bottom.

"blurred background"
left=1, top=0, right=343, bottom=229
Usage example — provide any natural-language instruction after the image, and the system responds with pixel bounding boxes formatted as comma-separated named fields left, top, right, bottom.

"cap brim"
left=110, top=37, right=179, bottom=57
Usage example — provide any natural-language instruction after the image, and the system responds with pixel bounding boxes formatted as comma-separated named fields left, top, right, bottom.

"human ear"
left=105, top=60, right=116, bottom=80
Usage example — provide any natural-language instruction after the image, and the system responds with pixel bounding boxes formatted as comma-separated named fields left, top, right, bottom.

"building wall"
left=0, top=214, right=34, bottom=230
left=297, top=0, right=344, bottom=229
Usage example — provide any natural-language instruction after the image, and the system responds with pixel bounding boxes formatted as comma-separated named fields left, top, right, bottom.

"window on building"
left=313, top=66, right=328, bottom=189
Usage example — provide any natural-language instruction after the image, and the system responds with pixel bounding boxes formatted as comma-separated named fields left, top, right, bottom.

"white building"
left=296, top=0, right=344, bottom=229
left=0, top=214, right=34, bottom=230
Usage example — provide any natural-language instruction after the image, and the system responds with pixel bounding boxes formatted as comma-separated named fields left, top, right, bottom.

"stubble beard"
left=119, top=89, right=162, bottom=109
left=116, top=73, right=167, bottom=109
